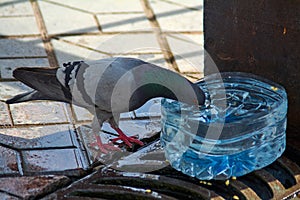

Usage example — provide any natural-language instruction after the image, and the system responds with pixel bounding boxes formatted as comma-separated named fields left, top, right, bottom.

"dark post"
left=204, top=1, right=300, bottom=147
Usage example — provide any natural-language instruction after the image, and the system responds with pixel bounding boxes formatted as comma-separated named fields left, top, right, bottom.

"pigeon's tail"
left=7, top=67, right=72, bottom=104
left=12, top=67, right=58, bottom=89
left=6, top=90, right=50, bottom=104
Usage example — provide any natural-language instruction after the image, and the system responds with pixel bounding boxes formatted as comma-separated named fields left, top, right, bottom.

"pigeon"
left=6, top=57, right=205, bottom=153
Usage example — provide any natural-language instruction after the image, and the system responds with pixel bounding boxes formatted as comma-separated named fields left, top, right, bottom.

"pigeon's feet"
left=89, top=135, right=120, bottom=154
left=111, top=127, right=144, bottom=148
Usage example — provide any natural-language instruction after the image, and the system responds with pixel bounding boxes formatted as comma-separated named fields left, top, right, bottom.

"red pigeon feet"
left=111, top=127, right=144, bottom=148
left=89, top=134, right=120, bottom=154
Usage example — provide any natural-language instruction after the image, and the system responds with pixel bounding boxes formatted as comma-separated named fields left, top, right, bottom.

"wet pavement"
left=1, top=1, right=300, bottom=200
left=0, top=0, right=203, bottom=198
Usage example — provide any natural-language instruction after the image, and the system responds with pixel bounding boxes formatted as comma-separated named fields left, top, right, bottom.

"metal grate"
left=43, top=143, right=300, bottom=200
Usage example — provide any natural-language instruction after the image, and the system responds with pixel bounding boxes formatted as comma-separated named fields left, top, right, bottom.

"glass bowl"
left=161, top=72, right=287, bottom=180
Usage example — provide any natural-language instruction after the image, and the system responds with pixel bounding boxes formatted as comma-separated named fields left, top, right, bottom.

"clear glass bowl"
left=161, top=72, right=287, bottom=180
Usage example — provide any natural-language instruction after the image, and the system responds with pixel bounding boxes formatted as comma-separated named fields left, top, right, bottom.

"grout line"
left=0, top=34, right=41, bottom=39
left=5, top=104, right=15, bottom=127
left=16, top=151, right=24, bottom=176
left=48, top=31, right=154, bottom=37
left=0, top=31, right=202, bottom=40
left=64, top=104, right=77, bottom=126
left=19, top=146, right=77, bottom=151
left=53, top=37, right=112, bottom=56
left=0, top=56, right=48, bottom=60
left=63, top=104, right=85, bottom=145
left=30, top=0, right=58, bottom=68
left=94, top=11, right=144, bottom=15
left=0, top=15, right=34, bottom=18
left=62, top=104, right=76, bottom=127
left=0, top=122, right=72, bottom=129
left=93, top=14, right=103, bottom=32
left=0, top=189, right=22, bottom=199
left=140, top=0, right=180, bottom=72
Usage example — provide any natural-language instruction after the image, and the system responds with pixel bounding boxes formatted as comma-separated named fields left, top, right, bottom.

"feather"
left=7, top=67, right=72, bottom=103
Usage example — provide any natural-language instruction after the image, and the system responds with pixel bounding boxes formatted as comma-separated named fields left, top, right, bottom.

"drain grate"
left=43, top=148, right=300, bottom=200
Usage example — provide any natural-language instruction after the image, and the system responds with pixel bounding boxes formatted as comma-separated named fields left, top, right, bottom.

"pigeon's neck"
left=143, top=67, right=205, bottom=105
left=141, top=82, right=204, bottom=105
left=133, top=66, right=205, bottom=106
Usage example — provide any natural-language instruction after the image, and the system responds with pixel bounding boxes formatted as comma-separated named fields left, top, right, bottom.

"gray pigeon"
left=6, top=57, right=205, bottom=152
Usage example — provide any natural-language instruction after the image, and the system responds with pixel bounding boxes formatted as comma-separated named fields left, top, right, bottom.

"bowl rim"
left=162, top=71, right=287, bottom=128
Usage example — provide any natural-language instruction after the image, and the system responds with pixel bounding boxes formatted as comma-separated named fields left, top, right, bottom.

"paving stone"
left=134, top=98, right=161, bottom=118
left=0, top=101, right=11, bottom=125
left=22, top=149, right=85, bottom=174
left=0, top=124, right=89, bottom=176
left=97, top=13, right=151, bottom=32
left=39, top=0, right=98, bottom=35
left=0, top=146, right=19, bottom=176
left=149, top=0, right=201, bottom=14
left=51, top=39, right=109, bottom=65
left=157, top=0, right=203, bottom=10
left=59, top=33, right=161, bottom=54
left=0, top=81, right=31, bottom=101
left=0, top=133, right=32, bottom=150
left=0, top=176, right=70, bottom=200
left=72, top=105, right=93, bottom=122
left=0, top=38, right=47, bottom=57
left=0, top=124, right=75, bottom=147
left=166, top=33, right=203, bottom=45
left=46, top=0, right=144, bottom=13
left=149, top=0, right=203, bottom=32
left=174, top=55, right=204, bottom=73
left=10, top=101, right=70, bottom=125
left=0, top=0, right=34, bottom=17
left=0, top=192, right=19, bottom=200
left=0, top=58, right=49, bottom=79
left=0, top=17, right=39, bottom=36
left=166, top=34, right=204, bottom=73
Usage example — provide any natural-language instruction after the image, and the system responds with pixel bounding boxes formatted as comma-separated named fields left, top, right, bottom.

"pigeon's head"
left=176, top=82, right=205, bottom=106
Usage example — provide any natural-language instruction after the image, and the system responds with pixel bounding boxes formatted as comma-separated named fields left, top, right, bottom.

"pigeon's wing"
left=56, top=59, right=116, bottom=111
left=93, top=57, right=205, bottom=112
left=80, top=58, right=145, bottom=113
left=7, top=67, right=72, bottom=104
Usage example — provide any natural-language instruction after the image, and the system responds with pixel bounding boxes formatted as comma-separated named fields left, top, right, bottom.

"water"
left=161, top=72, right=287, bottom=180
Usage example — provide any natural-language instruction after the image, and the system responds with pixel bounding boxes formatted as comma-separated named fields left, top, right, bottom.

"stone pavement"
left=0, top=0, right=203, bottom=199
